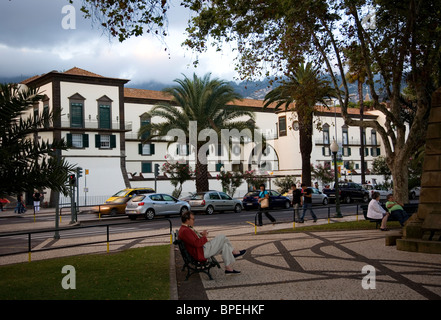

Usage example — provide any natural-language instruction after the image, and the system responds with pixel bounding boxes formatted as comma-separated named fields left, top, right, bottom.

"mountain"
left=1, top=74, right=373, bottom=101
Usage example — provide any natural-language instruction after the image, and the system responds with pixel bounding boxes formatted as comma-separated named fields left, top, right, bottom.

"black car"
left=242, top=190, right=291, bottom=210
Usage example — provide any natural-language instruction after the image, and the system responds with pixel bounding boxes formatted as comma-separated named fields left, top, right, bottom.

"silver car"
left=126, top=193, right=190, bottom=220
left=286, top=187, right=329, bottom=205
left=187, top=190, right=243, bottom=215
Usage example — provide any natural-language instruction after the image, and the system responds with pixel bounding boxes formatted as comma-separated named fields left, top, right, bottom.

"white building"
left=22, top=67, right=386, bottom=204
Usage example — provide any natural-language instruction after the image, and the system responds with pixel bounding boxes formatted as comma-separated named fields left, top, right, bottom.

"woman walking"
left=257, top=184, right=276, bottom=226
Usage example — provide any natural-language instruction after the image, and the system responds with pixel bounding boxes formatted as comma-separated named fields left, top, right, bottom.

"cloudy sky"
left=0, top=0, right=239, bottom=86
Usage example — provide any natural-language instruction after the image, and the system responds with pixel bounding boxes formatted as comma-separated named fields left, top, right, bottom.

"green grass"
left=270, top=219, right=402, bottom=233
left=0, top=245, right=170, bottom=300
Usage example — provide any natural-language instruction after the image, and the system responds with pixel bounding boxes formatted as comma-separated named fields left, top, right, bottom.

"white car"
left=409, top=187, right=421, bottom=200
left=363, top=184, right=390, bottom=200
left=285, top=187, right=329, bottom=205
left=126, top=193, right=190, bottom=220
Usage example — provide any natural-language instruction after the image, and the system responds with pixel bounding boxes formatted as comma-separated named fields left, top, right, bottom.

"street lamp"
left=330, top=140, right=342, bottom=218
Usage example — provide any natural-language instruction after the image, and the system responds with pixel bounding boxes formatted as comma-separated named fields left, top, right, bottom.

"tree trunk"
left=298, top=111, right=313, bottom=186
left=388, top=154, right=409, bottom=204
left=195, top=161, right=209, bottom=192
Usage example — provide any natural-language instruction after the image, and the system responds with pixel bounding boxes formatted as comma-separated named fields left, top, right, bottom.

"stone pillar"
left=396, top=87, right=441, bottom=253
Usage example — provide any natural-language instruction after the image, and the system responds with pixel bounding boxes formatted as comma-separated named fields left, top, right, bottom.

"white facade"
left=23, top=68, right=388, bottom=203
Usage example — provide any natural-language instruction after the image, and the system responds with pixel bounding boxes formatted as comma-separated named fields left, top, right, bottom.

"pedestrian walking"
left=257, top=184, right=276, bottom=226
left=290, top=184, right=302, bottom=222
left=300, top=184, right=317, bottom=223
left=15, top=193, right=26, bottom=214
left=33, top=190, right=42, bottom=213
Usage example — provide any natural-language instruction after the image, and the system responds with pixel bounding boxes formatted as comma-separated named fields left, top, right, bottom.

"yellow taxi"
left=105, top=187, right=155, bottom=203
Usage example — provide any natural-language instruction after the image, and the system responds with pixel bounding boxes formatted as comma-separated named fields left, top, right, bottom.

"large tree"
left=138, top=73, right=257, bottom=192
left=263, top=62, right=337, bottom=186
left=75, top=0, right=441, bottom=203
left=181, top=0, right=440, bottom=203
left=0, top=84, right=73, bottom=196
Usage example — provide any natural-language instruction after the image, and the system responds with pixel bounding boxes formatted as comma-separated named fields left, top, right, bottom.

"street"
left=0, top=203, right=364, bottom=259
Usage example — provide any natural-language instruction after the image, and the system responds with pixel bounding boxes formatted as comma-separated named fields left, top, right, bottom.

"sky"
left=0, top=0, right=239, bottom=86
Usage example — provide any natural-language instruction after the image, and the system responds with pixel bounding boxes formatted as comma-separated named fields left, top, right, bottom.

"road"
left=0, top=203, right=363, bottom=258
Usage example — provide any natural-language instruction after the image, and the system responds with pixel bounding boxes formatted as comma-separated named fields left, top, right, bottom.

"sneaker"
left=225, top=269, right=241, bottom=275
left=233, top=250, right=246, bottom=258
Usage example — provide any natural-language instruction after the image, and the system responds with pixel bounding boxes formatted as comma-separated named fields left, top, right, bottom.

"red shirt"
left=178, top=225, right=208, bottom=262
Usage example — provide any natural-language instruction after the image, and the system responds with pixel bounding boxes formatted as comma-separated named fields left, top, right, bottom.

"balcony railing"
left=59, top=120, right=132, bottom=131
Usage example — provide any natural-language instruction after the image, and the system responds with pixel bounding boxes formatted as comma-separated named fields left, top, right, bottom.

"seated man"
left=178, top=211, right=246, bottom=275
left=386, top=194, right=409, bottom=226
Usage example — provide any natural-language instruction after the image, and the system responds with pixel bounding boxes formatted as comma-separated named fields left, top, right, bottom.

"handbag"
left=260, top=198, right=269, bottom=208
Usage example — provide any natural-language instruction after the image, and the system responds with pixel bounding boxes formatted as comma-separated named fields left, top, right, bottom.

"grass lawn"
left=272, top=219, right=402, bottom=233
left=0, top=245, right=170, bottom=300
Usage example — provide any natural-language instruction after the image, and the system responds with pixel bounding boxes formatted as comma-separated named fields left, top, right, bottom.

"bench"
left=361, top=203, right=418, bottom=228
left=174, top=239, right=220, bottom=280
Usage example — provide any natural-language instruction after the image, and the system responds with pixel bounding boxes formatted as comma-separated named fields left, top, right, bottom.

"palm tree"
left=264, top=62, right=337, bottom=186
left=139, top=73, right=257, bottom=192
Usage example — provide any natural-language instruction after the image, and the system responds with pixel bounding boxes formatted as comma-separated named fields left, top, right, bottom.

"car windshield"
left=112, top=189, right=129, bottom=197
left=131, top=195, right=145, bottom=202
left=244, top=192, right=259, bottom=197
left=191, top=193, right=205, bottom=200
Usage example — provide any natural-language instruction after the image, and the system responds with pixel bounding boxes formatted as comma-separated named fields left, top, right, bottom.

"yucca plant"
left=0, top=83, right=73, bottom=197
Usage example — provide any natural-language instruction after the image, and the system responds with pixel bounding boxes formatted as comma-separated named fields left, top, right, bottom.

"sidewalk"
left=2, top=209, right=441, bottom=300
left=174, top=222, right=441, bottom=300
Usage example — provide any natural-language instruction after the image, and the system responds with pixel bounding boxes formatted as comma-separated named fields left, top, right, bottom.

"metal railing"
left=0, top=218, right=173, bottom=262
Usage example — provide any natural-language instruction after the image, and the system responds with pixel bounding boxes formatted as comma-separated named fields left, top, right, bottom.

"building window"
left=69, top=93, right=86, bottom=128
left=66, top=133, right=89, bottom=149
left=371, top=129, right=377, bottom=145
left=97, top=95, right=113, bottom=129
left=278, top=116, right=287, bottom=136
left=323, top=123, right=330, bottom=144
left=342, top=125, right=348, bottom=145
left=140, top=115, right=151, bottom=140
left=141, top=162, right=152, bottom=173
left=95, top=134, right=116, bottom=149
left=98, top=104, right=111, bottom=129
left=138, top=143, right=155, bottom=155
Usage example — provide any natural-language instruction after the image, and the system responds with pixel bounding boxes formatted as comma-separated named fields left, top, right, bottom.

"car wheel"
left=344, top=196, right=351, bottom=204
left=206, top=205, right=214, bottom=215
left=145, top=209, right=155, bottom=220
left=284, top=201, right=290, bottom=209
left=234, top=204, right=242, bottom=213
left=410, top=192, right=416, bottom=200
left=362, top=195, right=369, bottom=203
left=110, top=208, right=118, bottom=216
left=323, top=198, right=328, bottom=205
left=180, top=206, right=189, bottom=216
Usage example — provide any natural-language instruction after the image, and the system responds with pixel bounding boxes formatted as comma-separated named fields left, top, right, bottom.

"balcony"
left=60, top=120, right=132, bottom=131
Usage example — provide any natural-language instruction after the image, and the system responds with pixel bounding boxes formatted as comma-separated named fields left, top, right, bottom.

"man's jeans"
left=293, top=203, right=300, bottom=222
left=301, top=203, right=317, bottom=221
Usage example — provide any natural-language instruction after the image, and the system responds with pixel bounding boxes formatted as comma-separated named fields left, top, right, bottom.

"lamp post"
left=330, top=140, right=342, bottom=218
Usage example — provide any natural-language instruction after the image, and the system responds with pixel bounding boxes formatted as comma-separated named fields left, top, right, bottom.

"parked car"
left=94, top=197, right=131, bottom=216
left=105, top=187, right=155, bottom=203
left=409, top=187, right=421, bottom=200
left=125, top=193, right=190, bottom=220
left=323, top=182, right=369, bottom=203
left=284, top=187, right=329, bottom=205
left=363, top=184, right=391, bottom=200
left=242, top=190, right=291, bottom=210
left=186, top=190, right=243, bottom=215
